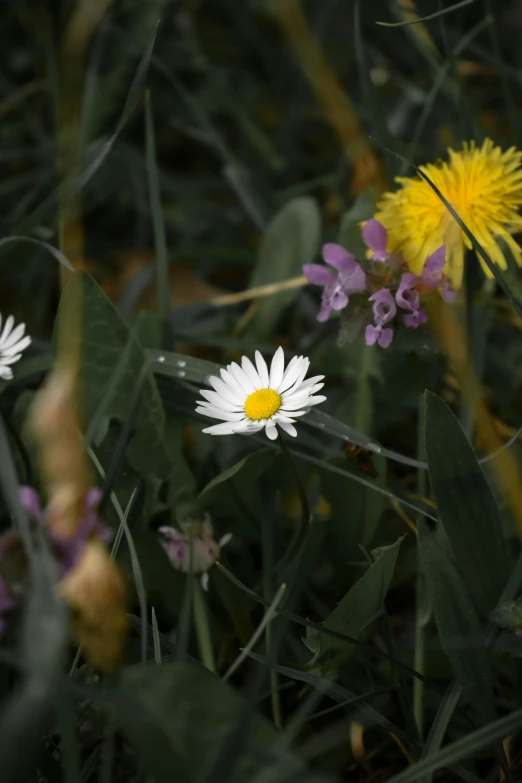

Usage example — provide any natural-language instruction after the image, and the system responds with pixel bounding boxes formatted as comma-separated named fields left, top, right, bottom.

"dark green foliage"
left=2, top=1, right=522, bottom=781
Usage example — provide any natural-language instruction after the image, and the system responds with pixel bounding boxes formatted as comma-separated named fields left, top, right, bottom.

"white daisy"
left=196, top=346, right=326, bottom=441
left=0, top=315, right=31, bottom=380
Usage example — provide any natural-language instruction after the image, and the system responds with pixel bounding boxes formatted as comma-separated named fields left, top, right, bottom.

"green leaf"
left=305, top=536, right=403, bottom=659
left=424, top=392, right=508, bottom=614
left=117, top=661, right=332, bottom=783
left=248, top=196, right=321, bottom=337
left=58, top=273, right=192, bottom=489
left=418, top=519, right=496, bottom=725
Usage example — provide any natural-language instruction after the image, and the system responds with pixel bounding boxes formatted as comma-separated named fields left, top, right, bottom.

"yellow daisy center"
left=244, top=388, right=281, bottom=420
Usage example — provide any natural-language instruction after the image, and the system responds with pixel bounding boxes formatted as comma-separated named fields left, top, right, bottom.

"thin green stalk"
left=278, top=435, right=311, bottom=564
left=414, top=395, right=428, bottom=739
left=224, top=583, right=287, bottom=682
left=193, top=580, right=216, bottom=674
left=261, top=490, right=282, bottom=729
left=354, top=342, right=374, bottom=433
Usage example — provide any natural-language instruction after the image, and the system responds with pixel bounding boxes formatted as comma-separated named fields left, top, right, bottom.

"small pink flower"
left=369, top=288, right=396, bottom=325
left=158, top=515, right=231, bottom=590
left=365, top=289, right=397, bottom=348
left=365, top=323, right=394, bottom=348
left=396, top=273, right=421, bottom=312
left=304, top=244, right=367, bottom=323
left=403, top=309, right=428, bottom=328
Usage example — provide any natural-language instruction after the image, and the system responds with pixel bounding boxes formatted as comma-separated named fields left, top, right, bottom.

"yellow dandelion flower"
left=373, top=138, right=522, bottom=288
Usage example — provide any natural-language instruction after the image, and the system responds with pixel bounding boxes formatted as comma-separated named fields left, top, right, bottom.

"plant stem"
left=414, top=395, right=428, bottom=739
left=193, top=579, right=216, bottom=674
left=260, top=487, right=283, bottom=729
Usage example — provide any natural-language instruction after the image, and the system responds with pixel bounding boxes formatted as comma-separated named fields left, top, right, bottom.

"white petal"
left=269, top=347, right=285, bottom=390
left=219, top=533, right=232, bottom=547
left=227, top=362, right=255, bottom=395
left=196, top=406, right=247, bottom=422
left=219, top=367, right=247, bottom=399
left=1, top=335, right=31, bottom=356
left=279, top=408, right=306, bottom=417
left=241, top=356, right=262, bottom=389
left=281, top=388, right=315, bottom=406
left=0, top=365, right=13, bottom=380
left=0, top=316, right=14, bottom=347
left=279, top=356, right=305, bottom=393
left=0, top=322, right=25, bottom=351
left=202, top=421, right=239, bottom=435
left=280, top=397, right=313, bottom=411
left=265, top=422, right=279, bottom=440
left=242, top=422, right=264, bottom=434
left=0, top=354, right=22, bottom=366
left=283, top=359, right=310, bottom=396
left=306, top=395, right=327, bottom=406
left=208, top=375, right=244, bottom=404
left=255, top=351, right=269, bottom=387
left=278, top=421, right=298, bottom=437
left=201, top=573, right=209, bottom=591
left=301, top=374, right=325, bottom=386
left=199, top=389, right=244, bottom=411
left=273, top=413, right=297, bottom=424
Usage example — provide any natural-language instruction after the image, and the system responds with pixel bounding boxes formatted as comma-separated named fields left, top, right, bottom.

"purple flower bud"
left=362, top=219, right=389, bottom=262
left=369, top=288, right=397, bottom=325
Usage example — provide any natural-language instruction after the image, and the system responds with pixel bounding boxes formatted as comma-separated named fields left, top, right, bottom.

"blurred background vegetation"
left=3, top=1, right=522, bottom=781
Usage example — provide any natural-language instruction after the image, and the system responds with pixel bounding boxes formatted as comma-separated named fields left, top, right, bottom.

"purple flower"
left=362, top=219, right=390, bottom=262
left=365, top=323, right=394, bottom=348
left=304, top=244, right=367, bottom=323
left=369, top=288, right=396, bottom=325
left=364, top=289, right=397, bottom=349
left=396, top=273, right=421, bottom=312
left=403, top=309, right=428, bottom=328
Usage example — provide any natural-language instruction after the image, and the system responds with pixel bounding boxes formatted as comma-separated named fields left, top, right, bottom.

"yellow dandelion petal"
left=373, top=139, right=522, bottom=288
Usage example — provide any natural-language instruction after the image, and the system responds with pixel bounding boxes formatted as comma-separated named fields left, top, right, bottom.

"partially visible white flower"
left=0, top=315, right=31, bottom=380
left=196, top=346, right=326, bottom=441
left=158, top=515, right=231, bottom=590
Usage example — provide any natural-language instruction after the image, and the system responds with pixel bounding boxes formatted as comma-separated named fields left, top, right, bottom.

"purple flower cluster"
left=0, top=487, right=111, bottom=634
left=303, top=220, right=456, bottom=348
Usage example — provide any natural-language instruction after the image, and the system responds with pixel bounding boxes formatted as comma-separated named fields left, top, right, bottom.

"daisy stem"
left=278, top=435, right=311, bottom=561
left=193, top=579, right=216, bottom=674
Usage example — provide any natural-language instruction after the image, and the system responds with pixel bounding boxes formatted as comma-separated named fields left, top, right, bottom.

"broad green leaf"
left=117, top=661, right=332, bottom=783
left=58, top=273, right=193, bottom=490
left=305, top=536, right=403, bottom=658
left=424, top=392, right=508, bottom=614
left=418, top=519, right=496, bottom=725
left=248, top=196, right=321, bottom=337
